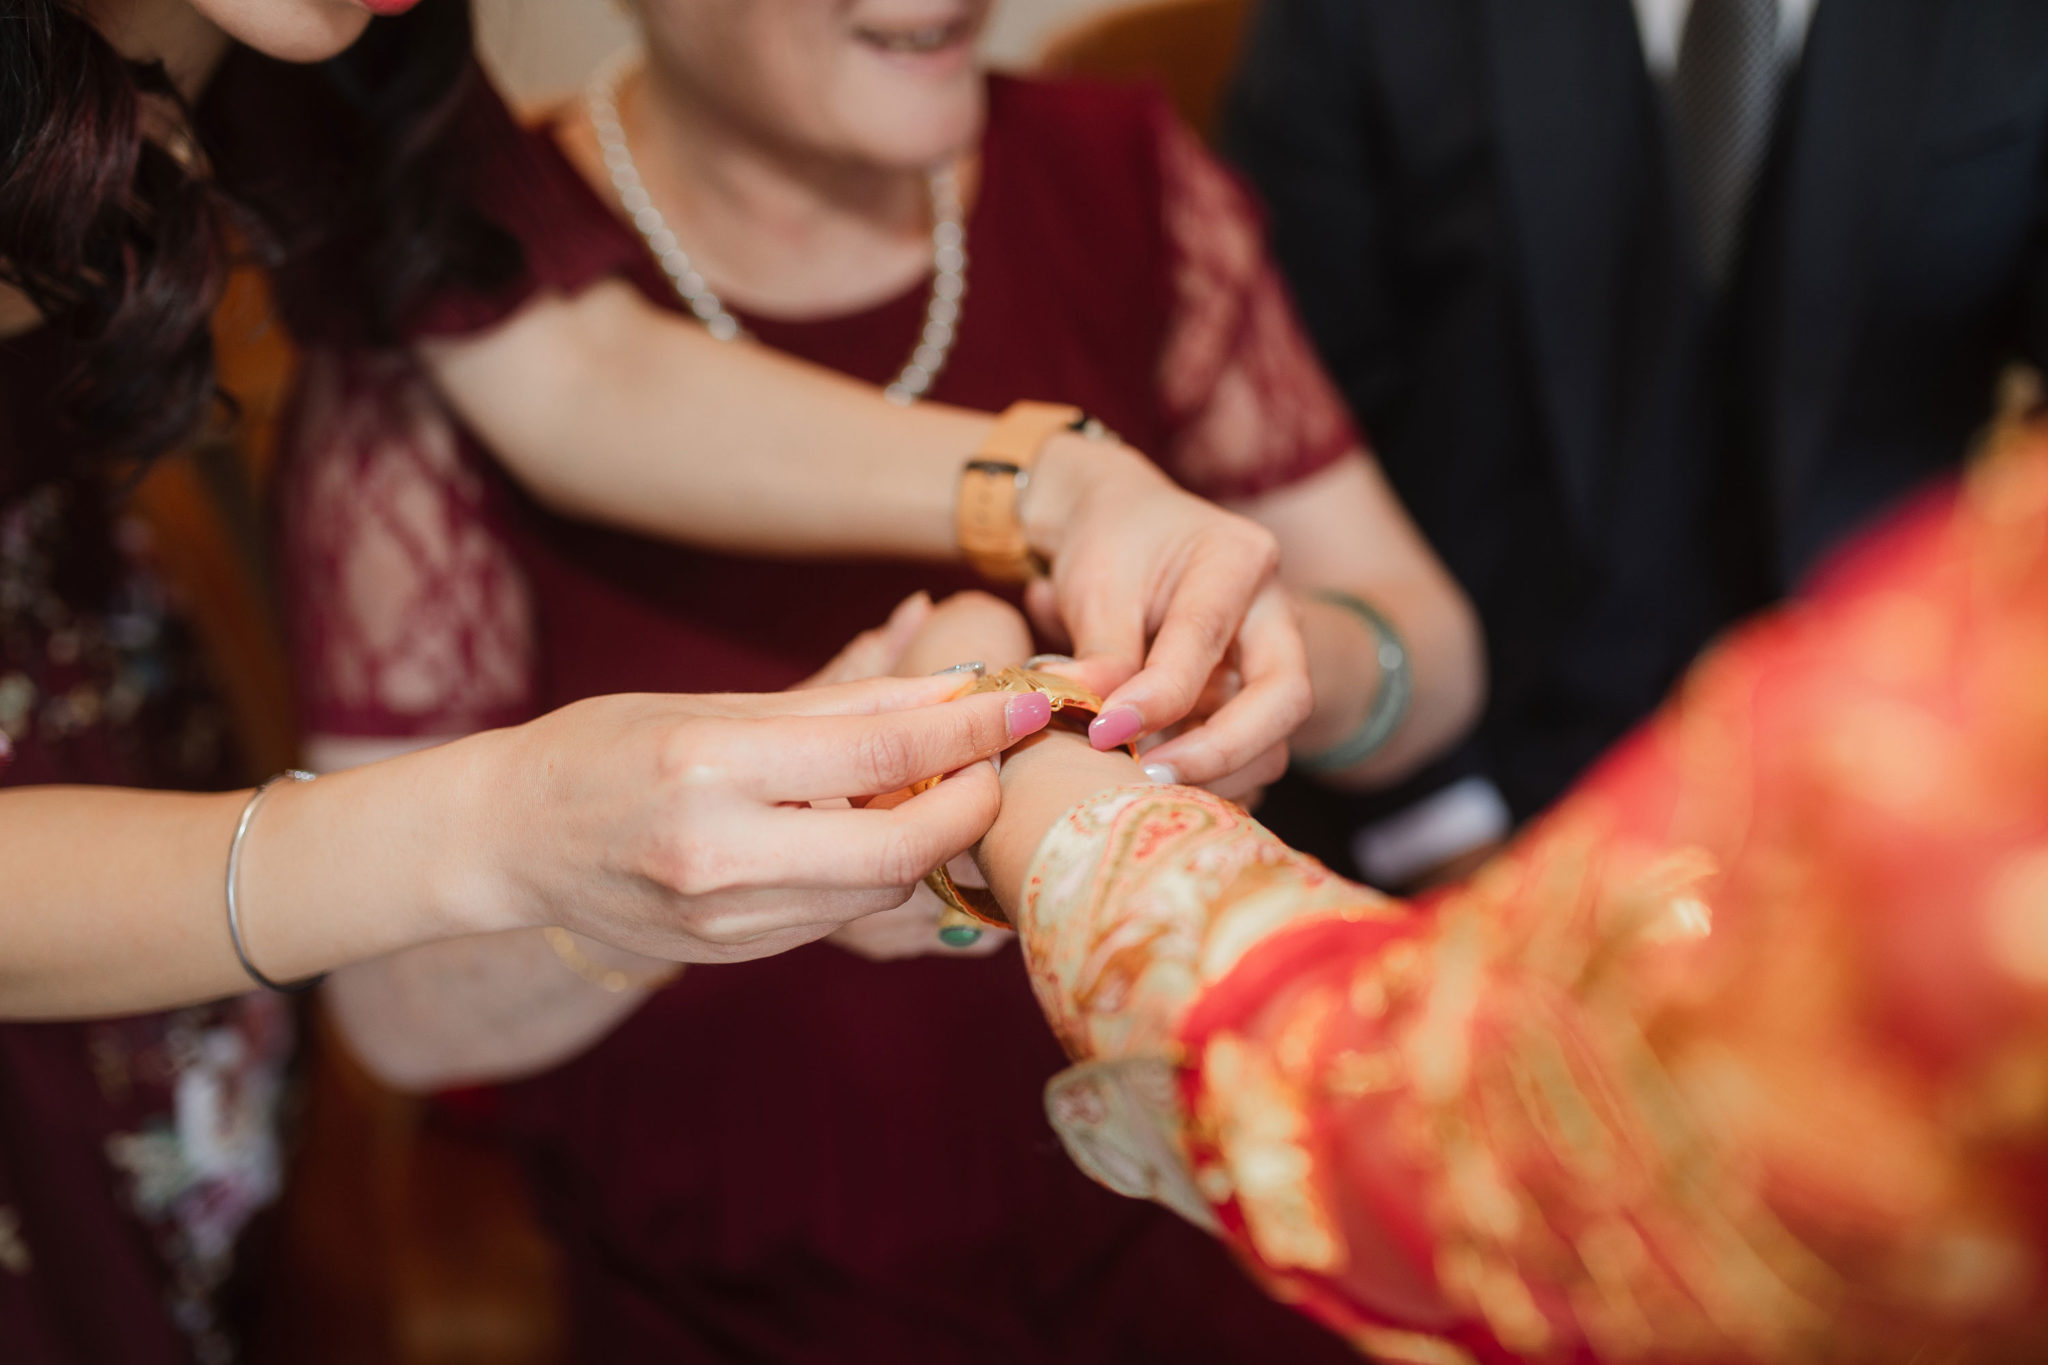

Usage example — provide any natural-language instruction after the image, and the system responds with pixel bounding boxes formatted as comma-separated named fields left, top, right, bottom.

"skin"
left=525, top=0, right=1482, bottom=788
left=322, top=0, right=1483, bottom=1088
left=326, top=592, right=1033, bottom=1092
left=0, top=0, right=1065, bottom=1018
left=416, top=0, right=1333, bottom=784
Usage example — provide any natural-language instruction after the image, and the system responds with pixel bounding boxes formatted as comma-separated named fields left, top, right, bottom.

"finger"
left=1060, top=564, right=1153, bottom=703
left=749, top=690, right=1046, bottom=801
left=1094, top=534, right=1273, bottom=747
left=1135, top=585, right=1311, bottom=785
left=676, top=887, right=917, bottom=963
left=1023, top=578, right=1070, bottom=652
left=798, top=593, right=933, bottom=689
left=731, top=672, right=973, bottom=719
left=756, top=761, right=1003, bottom=887
left=1189, top=740, right=1290, bottom=804
left=1058, top=655, right=1140, bottom=702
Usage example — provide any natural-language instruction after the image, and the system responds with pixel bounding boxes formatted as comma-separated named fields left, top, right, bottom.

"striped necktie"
left=1672, top=0, right=1786, bottom=285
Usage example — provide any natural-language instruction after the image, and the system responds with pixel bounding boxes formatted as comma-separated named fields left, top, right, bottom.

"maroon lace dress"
left=280, top=75, right=1359, bottom=1362
left=0, top=330, right=293, bottom=1365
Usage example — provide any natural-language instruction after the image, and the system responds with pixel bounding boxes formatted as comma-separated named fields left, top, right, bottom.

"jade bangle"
left=1295, top=591, right=1413, bottom=775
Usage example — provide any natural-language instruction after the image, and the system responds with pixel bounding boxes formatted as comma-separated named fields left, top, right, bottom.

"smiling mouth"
left=852, top=18, right=977, bottom=55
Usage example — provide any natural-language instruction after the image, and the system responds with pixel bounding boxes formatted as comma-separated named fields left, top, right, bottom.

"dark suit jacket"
left=1226, top=0, right=2048, bottom=821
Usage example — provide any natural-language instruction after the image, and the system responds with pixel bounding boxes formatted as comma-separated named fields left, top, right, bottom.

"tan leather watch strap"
left=956, top=401, right=1085, bottom=581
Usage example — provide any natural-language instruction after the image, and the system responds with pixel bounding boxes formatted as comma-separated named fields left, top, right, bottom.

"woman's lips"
left=356, top=0, right=424, bottom=15
left=852, top=16, right=978, bottom=57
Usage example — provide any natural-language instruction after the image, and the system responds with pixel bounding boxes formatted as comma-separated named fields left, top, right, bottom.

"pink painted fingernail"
left=1006, top=691, right=1052, bottom=738
left=1089, top=705, right=1143, bottom=750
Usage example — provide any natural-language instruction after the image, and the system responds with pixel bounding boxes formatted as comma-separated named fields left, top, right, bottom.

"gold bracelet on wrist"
left=542, top=927, right=683, bottom=995
left=913, top=666, right=1139, bottom=936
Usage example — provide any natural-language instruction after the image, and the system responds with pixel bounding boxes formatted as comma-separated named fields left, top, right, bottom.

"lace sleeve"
left=1154, top=109, right=1363, bottom=503
left=278, top=351, right=537, bottom=739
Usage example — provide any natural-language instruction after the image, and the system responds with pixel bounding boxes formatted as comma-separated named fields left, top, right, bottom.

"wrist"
left=980, top=729, right=1143, bottom=911
left=1294, top=593, right=1381, bottom=755
left=424, top=727, right=537, bottom=939
left=1019, top=435, right=1156, bottom=561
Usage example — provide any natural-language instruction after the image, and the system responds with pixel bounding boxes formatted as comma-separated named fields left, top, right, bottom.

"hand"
left=1024, top=439, right=1312, bottom=787
left=825, top=590, right=1032, bottom=961
left=827, top=877, right=1011, bottom=961
left=479, top=674, right=1052, bottom=964
left=1136, top=659, right=1291, bottom=806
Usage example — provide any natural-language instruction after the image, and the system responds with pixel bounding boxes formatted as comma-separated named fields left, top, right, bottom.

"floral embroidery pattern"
left=0, top=481, right=226, bottom=777
left=98, top=998, right=293, bottom=1365
left=2, top=472, right=282, bottom=1364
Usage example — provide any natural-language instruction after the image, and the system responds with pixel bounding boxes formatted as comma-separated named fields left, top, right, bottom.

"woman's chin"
left=194, top=0, right=373, bottom=62
left=837, top=95, right=986, bottom=173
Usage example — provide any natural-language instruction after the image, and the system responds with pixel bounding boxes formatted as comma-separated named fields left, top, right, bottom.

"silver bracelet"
left=226, top=769, right=322, bottom=994
left=1294, top=591, right=1414, bottom=774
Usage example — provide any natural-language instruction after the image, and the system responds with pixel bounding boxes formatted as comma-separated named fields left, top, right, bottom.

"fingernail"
left=1024, top=653, right=1075, bottom=671
left=932, top=660, right=986, bottom=677
left=1006, top=691, right=1052, bottom=738
left=1089, top=705, right=1143, bottom=750
left=938, top=925, right=984, bottom=948
left=1142, top=762, right=1179, bottom=785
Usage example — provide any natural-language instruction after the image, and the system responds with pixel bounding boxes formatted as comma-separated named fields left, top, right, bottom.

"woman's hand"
left=427, top=289, right=1311, bottom=789
left=477, top=673, right=1051, bottom=964
left=1025, top=439, right=1312, bottom=787
left=826, top=590, right=1034, bottom=961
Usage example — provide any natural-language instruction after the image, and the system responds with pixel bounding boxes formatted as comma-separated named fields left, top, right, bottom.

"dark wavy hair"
left=0, top=0, right=518, bottom=472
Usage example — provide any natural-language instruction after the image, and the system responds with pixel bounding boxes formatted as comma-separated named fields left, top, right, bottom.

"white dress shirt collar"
left=1633, top=0, right=1819, bottom=78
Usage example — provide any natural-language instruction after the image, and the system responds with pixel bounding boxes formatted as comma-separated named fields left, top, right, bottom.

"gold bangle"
left=913, top=666, right=1139, bottom=930
left=542, top=927, right=682, bottom=994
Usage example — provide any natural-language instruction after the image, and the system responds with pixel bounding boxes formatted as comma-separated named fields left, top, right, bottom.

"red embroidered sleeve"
left=1022, top=434, right=2048, bottom=1362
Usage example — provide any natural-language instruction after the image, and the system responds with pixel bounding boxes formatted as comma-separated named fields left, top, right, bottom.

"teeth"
left=859, top=23, right=959, bottom=54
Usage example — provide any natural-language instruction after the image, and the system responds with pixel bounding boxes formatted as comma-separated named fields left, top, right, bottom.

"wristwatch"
left=915, top=666, right=1139, bottom=930
left=956, top=401, right=1115, bottom=582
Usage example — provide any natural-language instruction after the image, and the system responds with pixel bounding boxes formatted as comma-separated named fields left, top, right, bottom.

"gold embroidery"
left=1324, top=1049, right=1402, bottom=1099
left=1204, top=1033, right=1343, bottom=1274
left=1983, top=847, right=2048, bottom=987
left=1344, top=1324, right=1479, bottom=1365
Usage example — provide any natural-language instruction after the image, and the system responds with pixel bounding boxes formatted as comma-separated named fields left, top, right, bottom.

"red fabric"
left=278, top=75, right=1361, bottom=1361
left=1161, top=448, right=2048, bottom=1360
left=0, top=331, right=288, bottom=1365
left=282, top=75, right=1360, bottom=733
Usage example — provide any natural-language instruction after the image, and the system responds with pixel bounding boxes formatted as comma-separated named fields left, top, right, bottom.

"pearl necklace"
left=585, top=50, right=968, bottom=405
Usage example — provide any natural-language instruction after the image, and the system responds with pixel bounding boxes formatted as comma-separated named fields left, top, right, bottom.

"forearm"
left=419, top=281, right=1125, bottom=563
left=325, top=929, right=658, bottom=1092
left=1236, top=454, right=1485, bottom=788
left=1292, top=572, right=1483, bottom=786
left=0, top=736, right=506, bottom=1019
left=305, top=732, right=662, bottom=1091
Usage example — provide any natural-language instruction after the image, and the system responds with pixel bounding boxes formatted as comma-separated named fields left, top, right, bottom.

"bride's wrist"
left=979, top=730, right=1145, bottom=910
